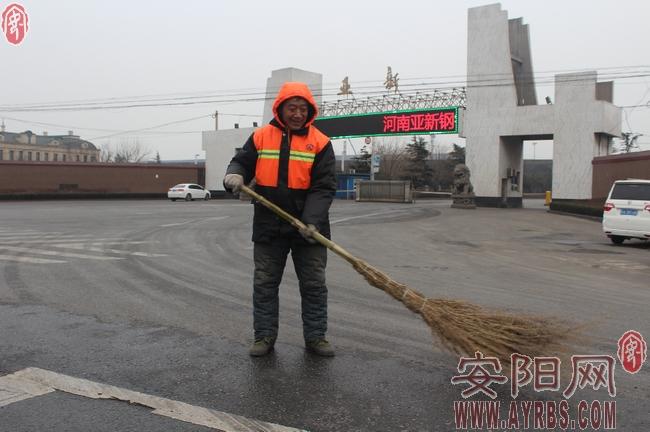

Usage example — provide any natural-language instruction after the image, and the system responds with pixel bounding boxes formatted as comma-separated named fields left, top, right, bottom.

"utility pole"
left=214, top=110, right=219, bottom=130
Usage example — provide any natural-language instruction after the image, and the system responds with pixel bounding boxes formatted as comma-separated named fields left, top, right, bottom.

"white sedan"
left=168, top=183, right=211, bottom=201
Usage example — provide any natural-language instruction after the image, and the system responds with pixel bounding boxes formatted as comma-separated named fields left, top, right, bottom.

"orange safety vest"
left=253, top=125, right=330, bottom=190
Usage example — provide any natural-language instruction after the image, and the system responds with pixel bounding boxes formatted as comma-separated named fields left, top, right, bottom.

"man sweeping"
left=223, top=82, right=337, bottom=357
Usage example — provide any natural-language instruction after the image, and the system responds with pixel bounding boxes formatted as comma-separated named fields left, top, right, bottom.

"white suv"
left=602, top=179, right=650, bottom=244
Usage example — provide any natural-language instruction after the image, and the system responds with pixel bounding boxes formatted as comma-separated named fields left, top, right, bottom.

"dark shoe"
left=305, top=339, right=335, bottom=357
left=249, top=336, right=276, bottom=357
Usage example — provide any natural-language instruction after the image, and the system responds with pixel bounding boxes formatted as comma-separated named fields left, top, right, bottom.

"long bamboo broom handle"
left=240, top=185, right=359, bottom=265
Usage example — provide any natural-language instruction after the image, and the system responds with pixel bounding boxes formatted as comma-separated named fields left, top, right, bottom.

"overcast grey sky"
left=2, top=0, right=649, bottom=160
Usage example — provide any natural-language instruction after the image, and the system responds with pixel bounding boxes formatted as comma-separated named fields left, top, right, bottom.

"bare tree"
left=98, top=141, right=114, bottom=162
left=99, top=137, right=151, bottom=163
left=374, top=138, right=410, bottom=180
left=116, top=137, right=150, bottom=163
left=617, top=132, right=642, bottom=153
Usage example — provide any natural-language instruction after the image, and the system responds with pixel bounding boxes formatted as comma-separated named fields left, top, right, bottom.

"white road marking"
left=0, top=368, right=307, bottom=432
left=330, top=209, right=406, bottom=224
left=0, top=230, right=54, bottom=235
left=160, top=215, right=229, bottom=227
left=51, top=243, right=167, bottom=257
left=597, top=260, right=649, bottom=271
left=0, top=235, right=164, bottom=263
left=217, top=203, right=253, bottom=207
left=84, top=241, right=151, bottom=246
left=160, top=221, right=194, bottom=227
left=0, top=254, right=66, bottom=264
left=0, top=246, right=124, bottom=261
left=0, top=238, right=124, bottom=245
left=544, top=254, right=649, bottom=272
left=46, top=240, right=136, bottom=245
left=0, top=372, right=54, bottom=407
left=0, top=234, right=74, bottom=241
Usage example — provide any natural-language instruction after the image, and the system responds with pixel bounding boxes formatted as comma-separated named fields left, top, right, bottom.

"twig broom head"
left=352, top=258, right=572, bottom=366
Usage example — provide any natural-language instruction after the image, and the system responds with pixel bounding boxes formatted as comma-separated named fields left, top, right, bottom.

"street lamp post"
left=364, top=136, right=374, bottom=181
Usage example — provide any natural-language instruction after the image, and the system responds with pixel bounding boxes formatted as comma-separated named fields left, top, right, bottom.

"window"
left=76, top=155, right=80, bottom=162
left=27, top=152, right=32, bottom=161
left=54, top=153, right=58, bottom=161
left=45, top=153, right=49, bottom=161
left=0, top=149, right=3, bottom=160
left=611, top=183, right=650, bottom=201
left=83, top=155, right=88, bottom=162
left=19, top=151, right=23, bottom=160
left=10, top=150, right=14, bottom=160
left=36, top=152, right=40, bottom=161
left=62, top=154, right=66, bottom=162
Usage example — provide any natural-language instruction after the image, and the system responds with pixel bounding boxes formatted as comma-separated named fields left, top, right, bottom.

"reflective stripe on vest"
left=253, top=125, right=329, bottom=190
left=258, top=149, right=280, bottom=160
left=289, top=150, right=315, bottom=162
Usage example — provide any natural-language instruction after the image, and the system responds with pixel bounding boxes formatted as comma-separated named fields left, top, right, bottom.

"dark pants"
left=253, top=238, right=328, bottom=342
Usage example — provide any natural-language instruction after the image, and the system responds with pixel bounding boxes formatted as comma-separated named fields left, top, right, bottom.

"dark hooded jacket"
left=225, top=82, right=336, bottom=243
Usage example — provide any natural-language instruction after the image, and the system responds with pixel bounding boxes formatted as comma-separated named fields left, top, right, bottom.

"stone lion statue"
left=451, top=164, right=476, bottom=209
left=452, top=164, right=474, bottom=196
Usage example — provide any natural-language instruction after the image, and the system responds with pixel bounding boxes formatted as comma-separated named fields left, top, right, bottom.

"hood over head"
left=272, top=82, right=319, bottom=129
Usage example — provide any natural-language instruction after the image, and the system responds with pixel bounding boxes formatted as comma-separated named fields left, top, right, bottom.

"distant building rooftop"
left=0, top=129, right=98, bottom=151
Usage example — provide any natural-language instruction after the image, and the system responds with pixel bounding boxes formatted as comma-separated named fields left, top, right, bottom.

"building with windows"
left=0, top=128, right=100, bottom=163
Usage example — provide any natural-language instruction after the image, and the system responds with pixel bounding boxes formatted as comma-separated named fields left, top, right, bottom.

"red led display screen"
left=313, top=107, right=458, bottom=139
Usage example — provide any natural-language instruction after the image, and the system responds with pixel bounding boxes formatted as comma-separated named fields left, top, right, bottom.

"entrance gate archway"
left=462, top=4, right=621, bottom=207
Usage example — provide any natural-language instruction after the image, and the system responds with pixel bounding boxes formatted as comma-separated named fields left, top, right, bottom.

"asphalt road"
left=0, top=198, right=648, bottom=431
